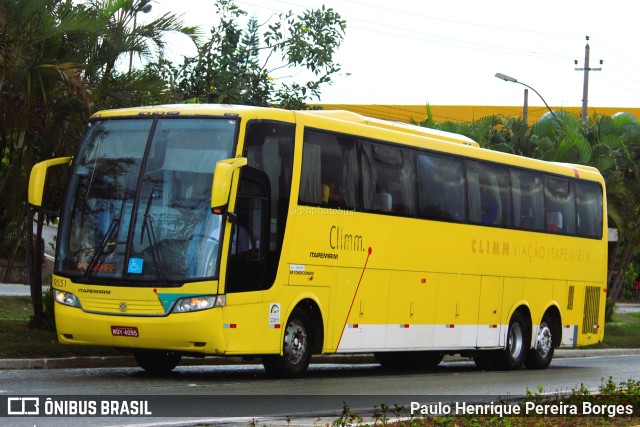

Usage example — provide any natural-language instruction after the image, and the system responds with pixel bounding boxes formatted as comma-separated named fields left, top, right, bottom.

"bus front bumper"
left=55, top=304, right=227, bottom=355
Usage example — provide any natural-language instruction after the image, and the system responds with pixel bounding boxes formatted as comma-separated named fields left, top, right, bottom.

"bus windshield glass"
left=56, top=117, right=237, bottom=285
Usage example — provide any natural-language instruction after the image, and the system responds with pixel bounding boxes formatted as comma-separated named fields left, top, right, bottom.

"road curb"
left=1, top=349, right=638, bottom=370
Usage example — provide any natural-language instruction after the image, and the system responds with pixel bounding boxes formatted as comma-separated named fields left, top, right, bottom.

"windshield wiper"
left=83, top=218, right=120, bottom=281
left=139, top=189, right=168, bottom=287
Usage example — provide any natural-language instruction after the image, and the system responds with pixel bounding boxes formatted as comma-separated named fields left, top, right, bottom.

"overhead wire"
left=232, top=0, right=640, bottom=110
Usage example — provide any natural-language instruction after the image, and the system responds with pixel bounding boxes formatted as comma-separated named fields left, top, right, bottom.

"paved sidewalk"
left=0, top=283, right=49, bottom=296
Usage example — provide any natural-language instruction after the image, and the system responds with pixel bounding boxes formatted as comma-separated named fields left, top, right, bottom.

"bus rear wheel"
left=475, top=312, right=528, bottom=370
left=498, top=311, right=528, bottom=369
left=263, top=311, right=312, bottom=378
left=133, top=350, right=182, bottom=374
left=524, top=314, right=555, bottom=369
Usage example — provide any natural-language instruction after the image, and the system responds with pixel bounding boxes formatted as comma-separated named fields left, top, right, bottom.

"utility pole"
left=575, top=36, right=603, bottom=123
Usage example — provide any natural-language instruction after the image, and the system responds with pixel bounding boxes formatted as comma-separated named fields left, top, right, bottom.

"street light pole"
left=495, top=72, right=561, bottom=126
left=128, top=1, right=153, bottom=77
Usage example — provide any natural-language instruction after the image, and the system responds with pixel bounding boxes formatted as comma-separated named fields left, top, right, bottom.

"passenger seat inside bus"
left=373, top=192, right=393, bottom=212
left=546, top=211, right=563, bottom=232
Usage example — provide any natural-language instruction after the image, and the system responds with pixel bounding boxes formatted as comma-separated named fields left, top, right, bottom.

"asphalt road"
left=1, top=353, right=640, bottom=426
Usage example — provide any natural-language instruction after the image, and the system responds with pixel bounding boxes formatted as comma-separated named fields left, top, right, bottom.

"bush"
left=42, top=287, right=56, bottom=331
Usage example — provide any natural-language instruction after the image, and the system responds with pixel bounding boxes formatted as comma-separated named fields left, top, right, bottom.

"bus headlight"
left=171, top=295, right=225, bottom=313
left=54, top=290, right=81, bottom=308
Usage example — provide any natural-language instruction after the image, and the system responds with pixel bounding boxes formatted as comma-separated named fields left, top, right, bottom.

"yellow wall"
left=316, top=104, right=640, bottom=125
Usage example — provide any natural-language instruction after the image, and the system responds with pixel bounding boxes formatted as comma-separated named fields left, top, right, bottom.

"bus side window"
left=361, top=141, right=416, bottom=215
left=510, top=169, right=544, bottom=231
left=575, top=181, right=603, bottom=238
left=544, top=176, right=576, bottom=234
left=466, top=161, right=511, bottom=226
left=417, top=153, right=465, bottom=222
left=299, top=130, right=360, bottom=210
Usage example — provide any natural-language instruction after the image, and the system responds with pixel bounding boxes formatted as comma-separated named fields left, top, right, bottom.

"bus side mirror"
left=28, top=157, right=72, bottom=214
left=211, top=157, right=248, bottom=213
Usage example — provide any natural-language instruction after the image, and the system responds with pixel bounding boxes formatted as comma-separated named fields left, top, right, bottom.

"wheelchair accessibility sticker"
left=127, top=258, right=144, bottom=274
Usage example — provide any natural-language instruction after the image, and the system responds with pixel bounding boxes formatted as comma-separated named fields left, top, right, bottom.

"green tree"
left=0, top=0, right=196, bottom=326
left=585, top=114, right=640, bottom=307
left=0, top=0, right=100, bottom=325
left=163, top=0, right=346, bottom=108
left=76, top=0, right=199, bottom=109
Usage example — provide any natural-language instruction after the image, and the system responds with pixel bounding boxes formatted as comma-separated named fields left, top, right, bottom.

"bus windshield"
left=56, top=117, right=237, bottom=285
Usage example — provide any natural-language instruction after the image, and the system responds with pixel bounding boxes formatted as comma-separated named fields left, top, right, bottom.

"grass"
left=593, top=311, right=640, bottom=349
left=325, top=379, right=640, bottom=427
left=0, top=296, right=122, bottom=358
left=0, top=296, right=34, bottom=320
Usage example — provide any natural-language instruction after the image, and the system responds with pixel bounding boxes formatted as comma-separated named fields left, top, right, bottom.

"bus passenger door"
left=225, top=167, right=270, bottom=292
left=222, top=167, right=272, bottom=353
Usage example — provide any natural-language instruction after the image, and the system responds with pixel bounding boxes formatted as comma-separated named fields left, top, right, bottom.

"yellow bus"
left=29, top=104, right=606, bottom=377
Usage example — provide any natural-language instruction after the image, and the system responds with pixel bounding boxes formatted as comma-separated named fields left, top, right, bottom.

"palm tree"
left=584, top=114, right=640, bottom=306
left=0, top=0, right=101, bottom=325
left=0, top=0, right=197, bottom=326
left=78, top=0, right=199, bottom=109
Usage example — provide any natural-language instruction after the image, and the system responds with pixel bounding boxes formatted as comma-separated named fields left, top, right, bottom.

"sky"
left=146, top=0, right=640, bottom=109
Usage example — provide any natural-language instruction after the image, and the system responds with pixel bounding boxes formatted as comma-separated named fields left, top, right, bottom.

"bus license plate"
left=111, top=326, right=139, bottom=337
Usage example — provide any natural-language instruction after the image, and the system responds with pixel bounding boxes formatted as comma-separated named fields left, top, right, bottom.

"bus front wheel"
left=133, top=350, right=182, bottom=374
left=263, top=311, right=312, bottom=378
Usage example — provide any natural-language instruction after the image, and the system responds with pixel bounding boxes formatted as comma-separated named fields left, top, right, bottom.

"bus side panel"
left=385, top=271, right=437, bottom=349
left=334, top=268, right=389, bottom=352
left=476, top=276, right=503, bottom=347
left=221, top=294, right=280, bottom=355
left=563, top=281, right=584, bottom=347
left=433, top=273, right=480, bottom=349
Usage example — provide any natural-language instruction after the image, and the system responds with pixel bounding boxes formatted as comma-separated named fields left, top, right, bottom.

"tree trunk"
left=3, top=222, right=25, bottom=283
left=27, top=208, right=45, bottom=328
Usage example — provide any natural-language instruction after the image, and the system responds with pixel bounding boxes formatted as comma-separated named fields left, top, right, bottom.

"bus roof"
left=89, top=104, right=602, bottom=183
left=91, top=105, right=478, bottom=148
left=299, top=110, right=480, bottom=147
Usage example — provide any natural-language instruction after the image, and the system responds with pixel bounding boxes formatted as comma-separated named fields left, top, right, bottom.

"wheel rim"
left=508, top=322, right=524, bottom=360
left=536, top=323, right=553, bottom=359
left=284, top=318, right=307, bottom=365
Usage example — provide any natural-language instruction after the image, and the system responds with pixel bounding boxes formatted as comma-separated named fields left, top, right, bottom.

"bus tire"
left=133, top=350, right=181, bottom=374
left=375, top=351, right=443, bottom=370
left=263, top=311, right=312, bottom=378
left=497, top=311, right=528, bottom=369
left=524, top=314, right=555, bottom=369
